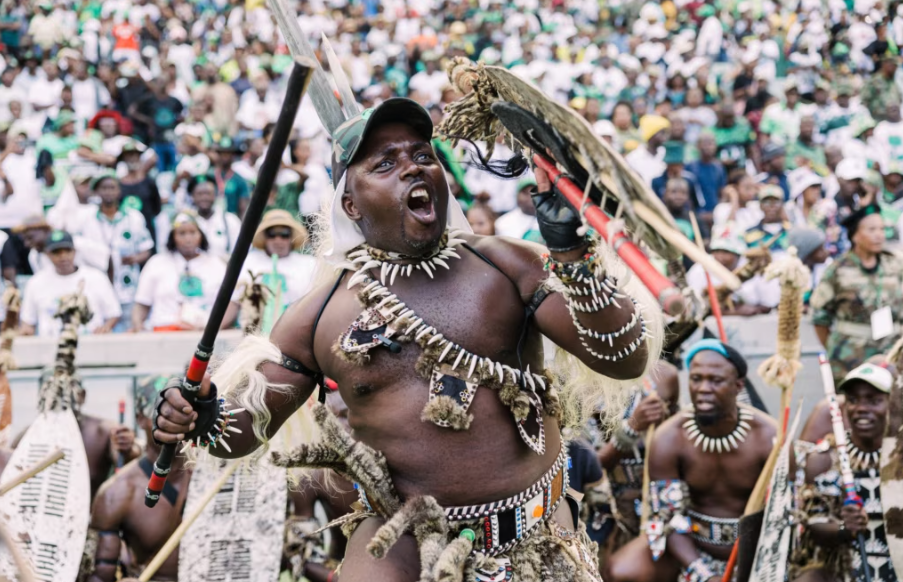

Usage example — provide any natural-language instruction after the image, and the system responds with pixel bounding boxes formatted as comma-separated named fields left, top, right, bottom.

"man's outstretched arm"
left=152, top=282, right=331, bottom=457
left=482, top=167, right=650, bottom=380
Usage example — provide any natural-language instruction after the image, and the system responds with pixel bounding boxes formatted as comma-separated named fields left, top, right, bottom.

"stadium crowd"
left=0, top=0, right=902, bottom=343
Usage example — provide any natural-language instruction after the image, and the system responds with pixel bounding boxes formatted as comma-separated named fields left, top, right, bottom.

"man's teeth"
left=411, top=189, right=430, bottom=201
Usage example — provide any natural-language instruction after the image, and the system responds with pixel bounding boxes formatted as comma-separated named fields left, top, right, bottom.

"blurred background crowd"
left=0, top=0, right=902, bottom=355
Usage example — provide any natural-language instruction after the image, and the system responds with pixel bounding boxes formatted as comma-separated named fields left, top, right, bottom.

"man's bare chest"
left=314, top=264, right=530, bottom=379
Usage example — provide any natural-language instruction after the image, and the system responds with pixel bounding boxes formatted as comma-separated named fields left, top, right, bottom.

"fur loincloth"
left=271, top=403, right=602, bottom=581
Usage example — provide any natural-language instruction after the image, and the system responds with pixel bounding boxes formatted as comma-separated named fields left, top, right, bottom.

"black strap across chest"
left=139, top=456, right=180, bottom=508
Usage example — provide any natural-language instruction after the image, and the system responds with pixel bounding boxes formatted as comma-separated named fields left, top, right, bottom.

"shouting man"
left=153, top=98, right=660, bottom=581
left=607, top=339, right=775, bottom=582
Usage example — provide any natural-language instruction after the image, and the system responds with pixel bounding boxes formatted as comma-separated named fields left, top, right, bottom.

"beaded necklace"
left=682, top=406, right=754, bottom=454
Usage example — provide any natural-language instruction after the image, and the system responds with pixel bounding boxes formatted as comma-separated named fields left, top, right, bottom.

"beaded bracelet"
left=542, top=250, right=598, bottom=285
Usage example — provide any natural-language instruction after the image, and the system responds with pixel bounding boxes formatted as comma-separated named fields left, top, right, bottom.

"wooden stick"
left=689, top=212, right=727, bottom=342
left=633, top=202, right=742, bottom=290
left=0, top=519, right=36, bottom=582
left=139, top=460, right=241, bottom=582
left=0, top=449, right=65, bottom=497
left=639, top=425, right=655, bottom=528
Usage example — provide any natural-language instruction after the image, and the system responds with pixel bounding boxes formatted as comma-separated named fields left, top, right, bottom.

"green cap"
left=45, top=230, right=75, bottom=252
left=53, top=110, right=77, bottom=131
left=851, top=115, right=877, bottom=138
left=757, top=184, right=784, bottom=201
left=90, top=171, right=118, bottom=191
left=331, top=98, right=433, bottom=182
left=517, top=177, right=537, bottom=192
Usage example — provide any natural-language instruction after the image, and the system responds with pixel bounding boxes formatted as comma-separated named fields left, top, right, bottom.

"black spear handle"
left=145, top=58, right=315, bottom=508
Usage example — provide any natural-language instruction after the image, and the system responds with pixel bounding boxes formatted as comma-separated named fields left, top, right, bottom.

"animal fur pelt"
left=237, top=269, right=270, bottom=334
left=0, top=284, right=21, bottom=373
left=756, top=249, right=810, bottom=390
left=38, top=286, right=92, bottom=412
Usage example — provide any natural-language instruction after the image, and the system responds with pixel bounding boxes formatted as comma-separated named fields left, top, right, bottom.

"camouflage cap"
left=331, top=97, right=434, bottom=182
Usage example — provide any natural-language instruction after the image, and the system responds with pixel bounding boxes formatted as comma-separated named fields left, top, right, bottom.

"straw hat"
left=252, top=210, right=308, bottom=251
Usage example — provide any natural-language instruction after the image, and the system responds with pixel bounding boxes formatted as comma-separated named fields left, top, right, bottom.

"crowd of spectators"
left=0, top=0, right=902, bottom=338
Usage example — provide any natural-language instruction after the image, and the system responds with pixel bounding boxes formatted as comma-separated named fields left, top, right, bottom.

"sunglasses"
left=265, top=228, right=293, bottom=240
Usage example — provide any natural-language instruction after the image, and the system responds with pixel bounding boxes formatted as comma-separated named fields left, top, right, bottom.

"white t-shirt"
left=873, top=120, right=903, bottom=170
left=233, top=250, right=318, bottom=310
left=625, top=146, right=666, bottom=186
left=0, top=152, right=42, bottom=229
left=134, top=251, right=226, bottom=329
left=495, top=209, right=542, bottom=242
left=20, top=265, right=122, bottom=337
left=686, top=259, right=779, bottom=309
left=712, top=202, right=764, bottom=237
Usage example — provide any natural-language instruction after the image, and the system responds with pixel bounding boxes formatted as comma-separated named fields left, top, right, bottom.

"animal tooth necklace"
left=846, top=431, right=880, bottom=470
left=345, top=230, right=467, bottom=289
left=682, top=406, right=754, bottom=454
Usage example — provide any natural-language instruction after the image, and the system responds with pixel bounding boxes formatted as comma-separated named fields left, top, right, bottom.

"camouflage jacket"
left=810, top=251, right=903, bottom=383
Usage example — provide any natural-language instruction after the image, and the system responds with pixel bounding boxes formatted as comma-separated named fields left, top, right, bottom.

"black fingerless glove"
left=152, top=378, right=220, bottom=445
left=530, top=187, right=587, bottom=252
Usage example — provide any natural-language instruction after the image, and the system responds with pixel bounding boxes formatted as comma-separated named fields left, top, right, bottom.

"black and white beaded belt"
left=687, top=509, right=740, bottom=546
left=444, top=447, right=569, bottom=556
left=356, top=447, right=569, bottom=557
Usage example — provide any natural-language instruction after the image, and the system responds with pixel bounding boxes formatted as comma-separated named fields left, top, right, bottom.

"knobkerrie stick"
left=139, top=460, right=241, bottom=582
left=0, top=448, right=65, bottom=496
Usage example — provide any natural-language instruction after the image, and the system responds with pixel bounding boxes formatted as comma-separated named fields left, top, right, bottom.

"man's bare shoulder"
left=462, top=233, right=546, bottom=297
left=652, top=411, right=689, bottom=448
left=272, top=272, right=346, bottom=359
left=80, top=413, right=115, bottom=438
left=748, top=407, right=778, bottom=435
left=91, top=462, right=141, bottom=521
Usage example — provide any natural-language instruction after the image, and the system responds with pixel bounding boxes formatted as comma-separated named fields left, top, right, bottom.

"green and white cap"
left=838, top=362, right=894, bottom=394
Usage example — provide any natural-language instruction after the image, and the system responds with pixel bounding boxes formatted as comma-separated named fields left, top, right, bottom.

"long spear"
left=144, top=59, right=314, bottom=508
left=819, top=353, right=871, bottom=582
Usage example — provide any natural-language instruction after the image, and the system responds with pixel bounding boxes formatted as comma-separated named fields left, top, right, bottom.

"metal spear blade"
left=267, top=0, right=346, bottom=134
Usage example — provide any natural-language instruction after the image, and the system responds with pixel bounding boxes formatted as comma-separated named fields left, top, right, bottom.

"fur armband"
left=646, top=479, right=691, bottom=561
left=612, top=418, right=641, bottom=452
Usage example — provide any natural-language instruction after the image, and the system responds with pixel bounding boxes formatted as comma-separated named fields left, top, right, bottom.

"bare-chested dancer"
left=153, top=98, right=660, bottom=581
left=607, top=339, right=775, bottom=582
left=90, top=377, right=190, bottom=582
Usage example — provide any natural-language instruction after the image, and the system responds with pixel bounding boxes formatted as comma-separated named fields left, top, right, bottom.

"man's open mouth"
left=407, top=186, right=437, bottom=224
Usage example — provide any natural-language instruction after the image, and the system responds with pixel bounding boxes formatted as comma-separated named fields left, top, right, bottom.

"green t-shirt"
left=36, top=132, right=79, bottom=160
left=222, top=174, right=250, bottom=215
left=785, top=140, right=828, bottom=175
left=712, top=119, right=755, bottom=166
